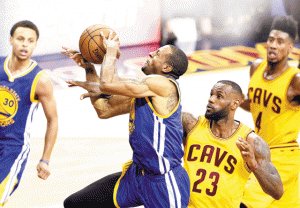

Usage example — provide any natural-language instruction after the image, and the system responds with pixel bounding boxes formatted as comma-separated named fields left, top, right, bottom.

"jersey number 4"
left=255, top=111, right=262, bottom=133
left=192, top=168, right=220, bottom=196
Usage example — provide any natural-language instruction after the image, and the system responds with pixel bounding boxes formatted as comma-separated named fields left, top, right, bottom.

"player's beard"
left=141, top=65, right=147, bottom=73
left=268, top=61, right=279, bottom=67
left=205, top=105, right=230, bottom=121
left=141, top=65, right=156, bottom=75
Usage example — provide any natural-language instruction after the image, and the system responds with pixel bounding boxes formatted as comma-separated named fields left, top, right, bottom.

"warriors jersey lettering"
left=248, top=60, right=300, bottom=146
left=129, top=77, right=184, bottom=175
left=0, top=56, right=45, bottom=146
left=184, top=116, right=253, bottom=208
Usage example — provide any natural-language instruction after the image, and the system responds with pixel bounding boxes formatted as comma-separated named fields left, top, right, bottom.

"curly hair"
left=270, top=15, right=298, bottom=42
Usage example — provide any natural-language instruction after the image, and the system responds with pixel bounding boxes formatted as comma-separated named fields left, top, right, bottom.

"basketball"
left=79, top=24, right=119, bottom=64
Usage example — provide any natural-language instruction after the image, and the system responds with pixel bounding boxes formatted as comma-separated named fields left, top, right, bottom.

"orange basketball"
left=79, top=24, right=119, bottom=64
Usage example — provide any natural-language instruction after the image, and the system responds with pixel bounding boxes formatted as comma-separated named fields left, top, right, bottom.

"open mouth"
left=268, top=52, right=276, bottom=59
left=20, top=50, right=28, bottom=56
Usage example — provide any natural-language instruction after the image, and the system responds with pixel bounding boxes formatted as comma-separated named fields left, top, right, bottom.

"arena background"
left=1, top=0, right=300, bottom=207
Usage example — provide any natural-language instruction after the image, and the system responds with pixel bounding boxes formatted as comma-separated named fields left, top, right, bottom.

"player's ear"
left=162, top=63, right=172, bottom=73
left=231, top=99, right=240, bottom=110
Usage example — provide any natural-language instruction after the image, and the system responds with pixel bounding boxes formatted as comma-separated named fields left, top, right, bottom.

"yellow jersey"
left=248, top=60, right=300, bottom=147
left=184, top=116, right=253, bottom=208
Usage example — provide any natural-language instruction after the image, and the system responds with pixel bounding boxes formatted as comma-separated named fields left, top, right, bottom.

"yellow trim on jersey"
left=0, top=173, right=18, bottom=206
left=269, top=142, right=300, bottom=150
left=30, top=70, right=47, bottom=103
left=259, top=61, right=293, bottom=83
left=4, top=56, right=38, bottom=82
left=145, top=78, right=181, bottom=118
left=113, top=160, right=133, bottom=208
left=3, top=56, right=9, bottom=79
left=207, top=120, right=243, bottom=141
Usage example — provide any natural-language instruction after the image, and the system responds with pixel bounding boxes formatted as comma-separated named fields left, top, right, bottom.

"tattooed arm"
left=62, top=47, right=131, bottom=119
left=181, top=112, right=198, bottom=146
left=236, top=132, right=283, bottom=200
left=97, top=30, right=180, bottom=116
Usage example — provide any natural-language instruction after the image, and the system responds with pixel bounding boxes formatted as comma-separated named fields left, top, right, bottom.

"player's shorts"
left=113, top=160, right=190, bottom=208
left=0, top=144, right=30, bottom=207
left=242, top=144, right=300, bottom=208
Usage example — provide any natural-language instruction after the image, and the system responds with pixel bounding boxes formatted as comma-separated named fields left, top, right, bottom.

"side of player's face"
left=266, top=30, right=293, bottom=64
left=142, top=46, right=170, bottom=75
left=10, top=27, right=37, bottom=60
left=205, top=83, right=231, bottom=120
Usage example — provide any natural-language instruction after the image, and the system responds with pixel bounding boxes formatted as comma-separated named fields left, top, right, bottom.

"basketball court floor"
left=3, top=45, right=300, bottom=208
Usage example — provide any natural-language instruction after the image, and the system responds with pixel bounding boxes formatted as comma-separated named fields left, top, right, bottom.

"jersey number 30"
left=192, top=168, right=220, bottom=196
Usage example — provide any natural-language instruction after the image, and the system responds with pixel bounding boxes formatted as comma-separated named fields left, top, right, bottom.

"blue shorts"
left=113, top=160, right=190, bottom=208
left=0, top=144, right=30, bottom=206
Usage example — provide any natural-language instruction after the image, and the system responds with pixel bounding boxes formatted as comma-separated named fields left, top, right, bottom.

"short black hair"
left=166, top=45, right=188, bottom=79
left=270, top=15, right=298, bottom=42
left=217, top=80, right=243, bottom=98
left=10, top=20, right=39, bottom=40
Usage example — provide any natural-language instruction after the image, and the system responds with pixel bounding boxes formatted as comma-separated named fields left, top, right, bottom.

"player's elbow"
left=273, top=186, right=284, bottom=200
left=272, top=191, right=283, bottom=200
left=99, top=82, right=111, bottom=94
left=265, top=185, right=284, bottom=200
left=97, top=112, right=111, bottom=119
left=95, top=108, right=113, bottom=119
left=94, top=109, right=110, bottom=119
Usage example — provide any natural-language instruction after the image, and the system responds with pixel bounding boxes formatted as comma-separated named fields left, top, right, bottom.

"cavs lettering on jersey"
left=129, top=77, right=184, bottom=175
left=0, top=56, right=45, bottom=146
left=248, top=60, right=300, bottom=146
left=184, top=116, right=253, bottom=208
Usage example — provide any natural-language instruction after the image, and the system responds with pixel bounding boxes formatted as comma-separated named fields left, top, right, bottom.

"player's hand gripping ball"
left=79, top=24, right=119, bottom=64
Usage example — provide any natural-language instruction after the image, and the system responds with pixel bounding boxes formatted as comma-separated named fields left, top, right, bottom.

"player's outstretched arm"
left=181, top=112, right=198, bottom=146
left=236, top=132, right=283, bottom=200
left=62, top=47, right=130, bottom=118
left=66, top=80, right=131, bottom=119
left=61, top=47, right=99, bottom=82
left=99, top=31, right=172, bottom=99
left=35, top=73, right=58, bottom=180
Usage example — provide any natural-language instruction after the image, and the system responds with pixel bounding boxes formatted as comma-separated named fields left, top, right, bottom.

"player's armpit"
left=181, top=112, right=198, bottom=146
left=247, top=133, right=284, bottom=200
left=249, top=59, right=264, bottom=77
